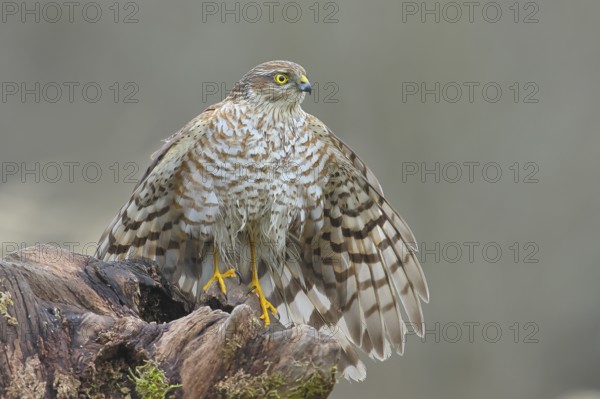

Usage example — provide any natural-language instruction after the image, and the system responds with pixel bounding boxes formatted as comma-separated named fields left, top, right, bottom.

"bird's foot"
left=203, top=268, right=237, bottom=294
left=250, top=280, right=278, bottom=327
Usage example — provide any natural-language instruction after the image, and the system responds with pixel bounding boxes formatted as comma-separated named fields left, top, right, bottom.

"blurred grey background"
left=1, top=1, right=599, bottom=398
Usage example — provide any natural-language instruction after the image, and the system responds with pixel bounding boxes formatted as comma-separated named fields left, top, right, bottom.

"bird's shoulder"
left=302, top=112, right=385, bottom=196
left=134, top=101, right=228, bottom=189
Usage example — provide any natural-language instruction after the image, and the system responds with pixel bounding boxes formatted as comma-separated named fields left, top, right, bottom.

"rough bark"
left=0, top=245, right=339, bottom=398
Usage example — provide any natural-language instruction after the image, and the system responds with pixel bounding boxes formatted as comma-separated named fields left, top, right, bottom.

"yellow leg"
left=249, top=239, right=277, bottom=327
left=203, top=244, right=236, bottom=294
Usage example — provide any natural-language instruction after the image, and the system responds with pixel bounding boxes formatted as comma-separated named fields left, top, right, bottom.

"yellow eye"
left=274, top=74, right=289, bottom=85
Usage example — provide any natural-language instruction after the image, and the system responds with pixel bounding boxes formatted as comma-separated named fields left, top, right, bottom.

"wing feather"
left=95, top=108, right=217, bottom=292
left=284, top=116, right=428, bottom=378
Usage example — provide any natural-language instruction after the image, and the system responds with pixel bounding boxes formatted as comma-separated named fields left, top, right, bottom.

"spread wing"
left=95, top=106, right=222, bottom=296
left=271, top=115, right=429, bottom=380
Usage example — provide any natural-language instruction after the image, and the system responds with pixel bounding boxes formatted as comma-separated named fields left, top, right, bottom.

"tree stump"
left=0, top=245, right=340, bottom=398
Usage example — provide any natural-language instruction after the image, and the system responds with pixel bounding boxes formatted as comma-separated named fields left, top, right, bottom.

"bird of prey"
left=95, top=60, right=429, bottom=380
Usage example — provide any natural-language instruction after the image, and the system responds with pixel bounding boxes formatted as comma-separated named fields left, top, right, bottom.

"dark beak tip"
left=300, top=84, right=312, bottom=95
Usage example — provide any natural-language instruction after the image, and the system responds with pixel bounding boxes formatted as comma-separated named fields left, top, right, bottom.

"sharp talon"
left=234, top=269, right=243, bottom=283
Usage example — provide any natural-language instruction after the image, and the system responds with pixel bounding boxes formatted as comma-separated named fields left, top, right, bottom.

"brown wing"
left=272, top=115, right=428, bottom=380
left=95, top=105, right=222, bottom=296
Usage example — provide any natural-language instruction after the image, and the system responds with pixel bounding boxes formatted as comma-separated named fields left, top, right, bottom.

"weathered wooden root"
left=0, top=245, right=339, bottom=398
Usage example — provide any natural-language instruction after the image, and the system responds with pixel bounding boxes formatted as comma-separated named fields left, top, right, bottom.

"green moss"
left=5, top=356, right=46, bottom=398
left=128, top=360, right=181, bottom=399
left=222, top=335, right=243, bottom=362
left=216, top=371, right=285, bottom=399
left=288, top=366, right=337, bottom=399
left=0, top=290, right=18, bottom=326
left=216, top=366, right=337, bottom=399
left=222, top=316, right=262, bottom=362
left=82, top=357, right=130, bottom=398
left=53, top=370, right=81, bottom=399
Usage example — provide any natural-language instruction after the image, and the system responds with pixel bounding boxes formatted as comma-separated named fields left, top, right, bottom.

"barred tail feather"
left=269, top=246, right=367, bottom=381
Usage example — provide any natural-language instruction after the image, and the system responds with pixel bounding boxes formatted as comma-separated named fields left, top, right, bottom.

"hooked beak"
left=298, top=74, right=312, bottom=94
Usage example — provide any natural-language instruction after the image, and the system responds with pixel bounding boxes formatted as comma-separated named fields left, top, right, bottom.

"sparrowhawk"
left=95, top=60, right=429, bottom=380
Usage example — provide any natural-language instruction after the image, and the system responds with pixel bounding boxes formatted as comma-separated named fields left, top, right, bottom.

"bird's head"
left=230, top=60, right=312, bottom=108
